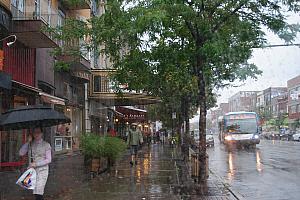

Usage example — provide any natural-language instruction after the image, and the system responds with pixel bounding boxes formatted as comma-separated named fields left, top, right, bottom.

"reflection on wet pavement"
left=58, top=144, right=179, bottom=200
left=208, top=137, right=300, bottom=200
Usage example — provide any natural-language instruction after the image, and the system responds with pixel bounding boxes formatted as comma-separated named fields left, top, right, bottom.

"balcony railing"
left=11, top=7, right=60, bottom=47
left=11, top=5, right=61, bottom=27
left=61, top=0, right=91, bottom=10
left=89, top=70, right=160, bottom=106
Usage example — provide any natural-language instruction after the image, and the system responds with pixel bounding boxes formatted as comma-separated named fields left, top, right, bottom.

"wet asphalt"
left=208, top=137, right=300, bottom=200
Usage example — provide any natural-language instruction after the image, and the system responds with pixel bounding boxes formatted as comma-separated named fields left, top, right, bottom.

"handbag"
left=16, top=167, right=37, bottom=190
left=16, top=142, right=36, bottom=190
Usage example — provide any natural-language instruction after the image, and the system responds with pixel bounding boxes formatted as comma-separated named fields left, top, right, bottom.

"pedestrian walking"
left=107, top=127, right=117, bottom=137
left=19, top=127, right=52, bottom=200
left=156, top=131, right=160, bottom=143
left=127, top=123, right=143, bottom=166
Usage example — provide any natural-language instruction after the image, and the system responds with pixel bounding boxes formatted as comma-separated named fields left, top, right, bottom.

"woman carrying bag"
left=19, top=127, right=52, bottom=200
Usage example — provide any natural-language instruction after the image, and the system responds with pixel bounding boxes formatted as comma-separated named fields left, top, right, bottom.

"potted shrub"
left=80, top=133, right=127, bottom=173
left=102, top=136, right=127, bottom=168
left=80, top=133, right=105, bottom=173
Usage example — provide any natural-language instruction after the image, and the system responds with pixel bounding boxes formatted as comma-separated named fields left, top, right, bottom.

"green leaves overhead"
left=56, top=0, right=299, bottom=127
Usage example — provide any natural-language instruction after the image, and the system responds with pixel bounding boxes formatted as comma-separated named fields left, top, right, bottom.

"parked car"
left=206, top=134, right=214, bottom=147
left=292, top=132, right=300, bottom=141
left=269, top=132, right=281, bottom=140
left=191, top=130, right=214, bottom=148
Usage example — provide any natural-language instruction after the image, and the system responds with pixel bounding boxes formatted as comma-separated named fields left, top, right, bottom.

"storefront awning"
left=39, top=92, right=65, bottom=105
left=108, top=108, right=125, bottom=117
left=122, top=106, right=147, bottom=113
left=115, top=106, right=147, bottom=122
left=12, top=80, right=41, bottom=93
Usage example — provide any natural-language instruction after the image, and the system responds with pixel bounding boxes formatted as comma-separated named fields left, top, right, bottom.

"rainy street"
left=208, top=138, right=300, bottom=200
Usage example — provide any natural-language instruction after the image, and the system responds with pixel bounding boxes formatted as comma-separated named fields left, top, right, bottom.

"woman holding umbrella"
left=19, top=127, right=52, bottom=200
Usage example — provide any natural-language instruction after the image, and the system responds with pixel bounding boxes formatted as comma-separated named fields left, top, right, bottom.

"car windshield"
left=206, top=134, right=213, bottom=139
left=226, top=118, right=257, bottom=134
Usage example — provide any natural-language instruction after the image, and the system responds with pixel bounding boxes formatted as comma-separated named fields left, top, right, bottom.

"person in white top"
left=19, top=127, right=52, bottom=200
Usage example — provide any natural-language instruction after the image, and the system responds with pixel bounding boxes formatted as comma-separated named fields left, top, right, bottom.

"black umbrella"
left=0, top=105, right=71, bottom=131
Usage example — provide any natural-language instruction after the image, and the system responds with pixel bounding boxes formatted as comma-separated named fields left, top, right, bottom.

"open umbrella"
left=0, top=105, right=71, bottom=131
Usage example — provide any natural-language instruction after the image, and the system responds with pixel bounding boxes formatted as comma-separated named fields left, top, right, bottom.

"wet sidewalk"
left=54, top=143, right=239, bottom=200
left=56, top=144, right=180, bottom=200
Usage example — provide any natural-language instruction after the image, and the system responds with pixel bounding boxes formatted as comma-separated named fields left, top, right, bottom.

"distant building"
left=271, top=93, right=288, bottom=118
left=208, top=103, right=229, bottom=131
left=256, top=91, right=265, bottom=117
left=287, top=75, right=300, bottom=129
left=262, top=87, right=288, bottom=120
left=249, top=93, right=258, bottom=112
left=219, top=103, right=230, bottom=114
left=228, top=91, right=258, bottom=112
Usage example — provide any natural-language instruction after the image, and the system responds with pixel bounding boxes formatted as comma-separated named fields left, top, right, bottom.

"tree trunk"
left=181, top=95, right=190, bottom=158
left=196, top=52, right=208, bottom=183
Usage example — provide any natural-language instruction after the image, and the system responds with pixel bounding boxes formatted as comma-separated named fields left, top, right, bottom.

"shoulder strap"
left=29, top=142, right=33, bottom=163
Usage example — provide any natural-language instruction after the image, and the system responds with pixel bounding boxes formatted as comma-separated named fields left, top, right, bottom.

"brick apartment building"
left=287, top=75, right=300, bottom=130
left=262, top=87, right=288, bottom=120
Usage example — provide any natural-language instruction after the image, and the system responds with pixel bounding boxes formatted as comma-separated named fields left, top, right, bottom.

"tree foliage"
left=56, top=0, right=300, bottom=181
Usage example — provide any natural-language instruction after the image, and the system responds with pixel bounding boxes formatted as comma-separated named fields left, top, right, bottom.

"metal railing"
left=11, top=4, right=60, bottom=29
left=93, top=75, right=144, bottom=94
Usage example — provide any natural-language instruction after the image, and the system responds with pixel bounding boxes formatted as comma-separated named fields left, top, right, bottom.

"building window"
left=291, top=105, right=297, bottom=114
left=18, top=0, right=24, bottom=13
left=11, top=0, right=17, bottom=7
left=57, top=10, right=65, bottom=47
left=94, top=76, right=101, bottom=92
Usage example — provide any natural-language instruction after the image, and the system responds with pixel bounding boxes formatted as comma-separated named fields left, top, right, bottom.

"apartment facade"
left=261, top=87, right=287, bottom=120
left=287, top=75, right=300, bottom=130
left=86, top=1, right=160, bottom=137
left=0, top=0, right=91, bottom=170
left=228, top=91, right=258, bottom=112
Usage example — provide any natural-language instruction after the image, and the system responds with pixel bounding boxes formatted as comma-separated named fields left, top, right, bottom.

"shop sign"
left=125, top=114, right=145, bottom=119
left=71, top=71, right=90, bottom=81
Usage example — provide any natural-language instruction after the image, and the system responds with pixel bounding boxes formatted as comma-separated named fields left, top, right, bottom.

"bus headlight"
left=253, top=135, right=259, bottom=139
left=225, top=135, right=232, bottom=141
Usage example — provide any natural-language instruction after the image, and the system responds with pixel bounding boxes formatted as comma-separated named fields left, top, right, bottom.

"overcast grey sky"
left=217, top=14, right=300, bottom=105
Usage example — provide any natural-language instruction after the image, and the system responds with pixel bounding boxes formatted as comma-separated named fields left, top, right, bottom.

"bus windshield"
left=225, top=116, right=257, bottom=134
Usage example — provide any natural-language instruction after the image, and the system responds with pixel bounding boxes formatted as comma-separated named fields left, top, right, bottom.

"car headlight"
left=225, top=135, right=232, bottom=140
left=253, top=135, right=259, bottom=139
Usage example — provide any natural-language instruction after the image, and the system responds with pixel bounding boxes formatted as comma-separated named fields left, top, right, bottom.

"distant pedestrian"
left=108, top=127, right=117, bottom=137
left=19, top=127, right=52, bottom=200
left=164, top=131, right=168, bottom=144
left=127, top=123, right=143, bottom=166
left=156, top=131, right=160, bottom=143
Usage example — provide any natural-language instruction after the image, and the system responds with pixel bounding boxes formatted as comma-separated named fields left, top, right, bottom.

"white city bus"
left=218, top=111, right=260, bottom=147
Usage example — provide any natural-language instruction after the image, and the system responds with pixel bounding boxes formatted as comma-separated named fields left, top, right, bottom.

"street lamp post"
left=0, top=35, right=17, bottom=47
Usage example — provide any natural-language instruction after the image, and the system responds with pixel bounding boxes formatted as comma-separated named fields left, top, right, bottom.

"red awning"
left=115, top=106, right=147, bottom=122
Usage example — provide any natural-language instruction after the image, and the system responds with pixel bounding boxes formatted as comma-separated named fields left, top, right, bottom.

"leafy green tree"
left=54, top=0, right=300, bottom=182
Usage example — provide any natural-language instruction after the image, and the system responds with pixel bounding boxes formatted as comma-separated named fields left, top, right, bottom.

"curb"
left=209, top=169, right=246, bottom=200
